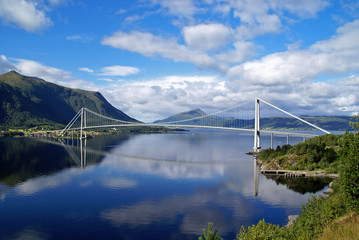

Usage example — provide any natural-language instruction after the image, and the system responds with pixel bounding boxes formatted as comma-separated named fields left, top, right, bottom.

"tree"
left=340, top=115, right=359, bottom=212
left=350, top=114, right=359, bottom=132
left=199, top=223, right=223, bottom=240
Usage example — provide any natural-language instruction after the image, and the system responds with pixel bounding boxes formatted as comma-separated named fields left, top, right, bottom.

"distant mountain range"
left=154, top=109, right=207, bottom=123
left=154, top=109, right=352, bottom=131
left=0, top=71, right=137, bottom=129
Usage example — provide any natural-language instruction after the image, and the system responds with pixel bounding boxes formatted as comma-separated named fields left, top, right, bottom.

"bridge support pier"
left=80, top=108, right=84, bottom=139
left=253, top=98, right=261, bottom=152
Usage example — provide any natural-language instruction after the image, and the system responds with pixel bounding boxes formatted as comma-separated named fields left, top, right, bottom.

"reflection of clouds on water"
left=100, top=185, right=254, bottom=235
left=97, top=133, right=247, bottom=179
left=100, top=155, right=226, bottom=179
left=99, top=168, right=319, bottom=236
left=78, top=179, right=93, bottom=187
left=11, top=165, right=138, bottom=196
left=14, top=167, right=87, bottom=196
left=9, top=227, right=49, bottom=240
left=115, top=133, right=243, bottom=164
left=256, top=175, right=321, bottom=208
left=101, top=177, right=137, bottom=189
left=0, top=184, right=9, bottom=201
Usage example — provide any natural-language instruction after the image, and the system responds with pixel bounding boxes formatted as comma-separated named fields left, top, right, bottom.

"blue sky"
left=0, top=0, right=359, bottom=122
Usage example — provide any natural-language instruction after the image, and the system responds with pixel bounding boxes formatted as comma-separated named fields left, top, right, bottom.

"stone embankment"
left=261, top=168, right=339, bottom=178
left=258, top=159, right=339, bottom=179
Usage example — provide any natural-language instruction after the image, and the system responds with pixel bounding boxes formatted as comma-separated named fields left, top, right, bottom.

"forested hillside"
left=0, top=71, right=137, bottom=128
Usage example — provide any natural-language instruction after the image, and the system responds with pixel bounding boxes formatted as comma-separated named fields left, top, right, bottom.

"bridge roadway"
left=67, top=122, right=319, bottom=138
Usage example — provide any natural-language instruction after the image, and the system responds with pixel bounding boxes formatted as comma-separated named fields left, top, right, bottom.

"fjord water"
left=0, top=130, right=330, bottom=240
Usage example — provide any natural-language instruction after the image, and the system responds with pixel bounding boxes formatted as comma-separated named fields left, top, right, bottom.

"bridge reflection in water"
left=33, top=135, right=265, bottom=197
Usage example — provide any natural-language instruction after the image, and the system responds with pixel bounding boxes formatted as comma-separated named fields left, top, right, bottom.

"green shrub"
left=236, top=220, right=287, bottom=240
left=289, top=193, right=347, bottom=239
left=340, top=132, right=359, bottom=212
left=290, top=196, right=327, bottom=239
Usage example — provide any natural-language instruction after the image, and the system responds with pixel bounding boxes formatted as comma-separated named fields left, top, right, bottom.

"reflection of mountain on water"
left=0, top=135, right=131, bottom=186
left=265, top=175, right=332, bottom=194
left=0, top=138, right=74, bottom=186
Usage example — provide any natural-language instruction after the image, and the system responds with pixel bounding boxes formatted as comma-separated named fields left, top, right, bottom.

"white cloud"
left=78, top=67, right=94, bottom=73
left=46, top=0, right=67, bottom=6
left=212, top=0, right=329, bottom=40
left=100, top=1, right=331, bottom=74
left=0, top=54, right=15, bottom=73
left=98, top=77, right=115, bottom=82
left=97, top=65, right=140, bottom=76
left=271, top=0, right=329, bottom=18
left=340, top=74, right=359, bottom=86
left=66, top=34, right=93, bottom=43
left=311, top=19, right=359, bottom=52
left=216, top=41, right=256, bottom=64
left=220, top=18, right=359, bottom=116
left=115, top=8, right=126, bottom=15
left=0, top=0, right=53, bottom=32
left=102, top=75, right=228, bottom=122
left=182, top=23, right=231, bottom=51
left=0, top=55, right=97, bottom=91
left=13, top=58, right=74, bottom=82
left=227, top=19, right=359, bottom=86
left=227, top=51, right=318, bottom=86
left=309, top=19, right=359, bottom=73
left=226, top=0, right=283, bottom=40
left=101, top=30, right=219, bottom=71
left=234, top=11, right=282, bottom=39
left=150, top=0, right=197, bottom=20
left=100, top=17, right=359, bottom=121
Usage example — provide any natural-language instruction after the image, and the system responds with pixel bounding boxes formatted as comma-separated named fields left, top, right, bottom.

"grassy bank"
left=319, top=212, right=358, bottom=240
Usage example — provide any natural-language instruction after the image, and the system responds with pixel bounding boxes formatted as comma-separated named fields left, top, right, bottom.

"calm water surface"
left=0, top=130, right=330, bottom=240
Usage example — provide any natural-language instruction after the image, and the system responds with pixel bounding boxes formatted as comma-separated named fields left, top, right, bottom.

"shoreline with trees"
left=199, top=115, right=359, bottom=240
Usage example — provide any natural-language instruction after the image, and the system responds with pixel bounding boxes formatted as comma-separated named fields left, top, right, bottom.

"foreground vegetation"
left=199, top=116, right=359, bottom=240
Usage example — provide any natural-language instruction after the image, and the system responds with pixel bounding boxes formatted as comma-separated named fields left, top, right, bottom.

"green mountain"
left=0, top=71, right=138, bottom=128
left=155, top=109, right=351, bottom=131
left=154, top=108, right=206, bottom=123
left=260, top=116, right=351, bottom=131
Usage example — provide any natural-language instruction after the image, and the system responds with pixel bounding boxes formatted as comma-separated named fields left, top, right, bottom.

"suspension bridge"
left=58, top=98, right=331, bottom=152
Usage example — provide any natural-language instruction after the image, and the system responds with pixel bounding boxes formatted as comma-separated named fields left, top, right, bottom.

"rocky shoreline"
left=254, top=157, right=339, bottom=227
left=286, top=179, right=336, bottom=227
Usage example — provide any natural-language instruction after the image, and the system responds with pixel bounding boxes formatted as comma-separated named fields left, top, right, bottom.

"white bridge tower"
left=253, top=98, right=261, bottom=152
